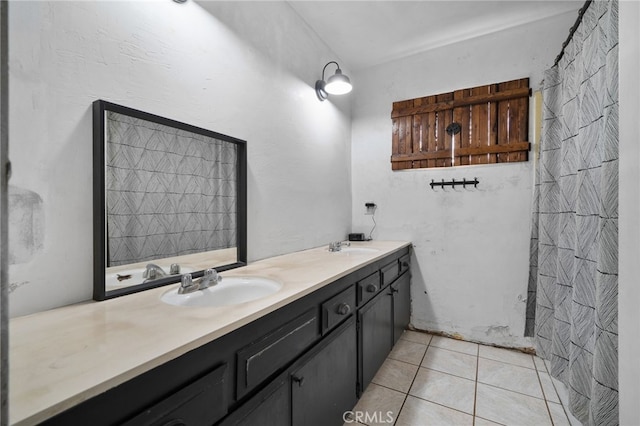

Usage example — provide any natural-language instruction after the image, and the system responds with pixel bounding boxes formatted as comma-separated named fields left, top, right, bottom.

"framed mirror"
left=93, top=100, right=247, bottom=300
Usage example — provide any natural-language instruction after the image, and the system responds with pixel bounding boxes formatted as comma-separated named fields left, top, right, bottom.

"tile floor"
left=347, top=330, right=578, bottom=426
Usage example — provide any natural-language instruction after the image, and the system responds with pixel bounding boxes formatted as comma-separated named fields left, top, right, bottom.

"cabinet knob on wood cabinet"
left=391, top=287, right=399, bottom=294
left=336, top=303, right=351, bottom=316
left=366, top=283, right=378, bottom=293
left=402, top=261, right=409, bottom=268
left=292, top=375, right=305, bottom=387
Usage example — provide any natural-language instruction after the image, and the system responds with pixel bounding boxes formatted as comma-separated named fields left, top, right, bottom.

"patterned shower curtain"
left=106, top=111, right=238, bottom=266
left=530, top=1, right=618, bottom=425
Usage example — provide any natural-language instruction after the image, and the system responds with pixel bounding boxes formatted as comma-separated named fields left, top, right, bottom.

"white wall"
left=8, top=1, right=352, bottom=317
left=351, top=12, right=577, bottom=348
left=618, top=1, right=640, bottom=423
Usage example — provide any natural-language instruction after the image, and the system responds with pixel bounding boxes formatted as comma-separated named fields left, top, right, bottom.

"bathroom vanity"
left=10, top=241, right=411, bottom=426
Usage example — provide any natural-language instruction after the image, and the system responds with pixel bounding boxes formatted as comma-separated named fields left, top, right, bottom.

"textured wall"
left=8, top=1, right=351, bottom=316
left=351, top=12, right=578, bottom=348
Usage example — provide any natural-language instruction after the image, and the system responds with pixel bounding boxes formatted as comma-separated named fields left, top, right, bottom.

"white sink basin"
left=332, top=247, right=380, bottom=254
left=161, top=276, right=283, bottom=307
left=106, top=266, right=195, bottom=288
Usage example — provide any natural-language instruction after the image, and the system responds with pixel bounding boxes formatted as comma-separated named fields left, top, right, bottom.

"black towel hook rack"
left=430, top=177, right=479, bottom=190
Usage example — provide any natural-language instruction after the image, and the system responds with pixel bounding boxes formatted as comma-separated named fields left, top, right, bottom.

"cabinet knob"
left=391, top=287, right=399, bottom=294
left=402, top=261, right=409, bottom=268
left=336, top=303, right=351, bottom=316
left=292, top=374, right=305, bottom=387
left=366, top=283, right=378, bottom=293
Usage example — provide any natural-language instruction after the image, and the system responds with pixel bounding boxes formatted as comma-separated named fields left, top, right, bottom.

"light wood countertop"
left=9, top=241, right=410, bottom=425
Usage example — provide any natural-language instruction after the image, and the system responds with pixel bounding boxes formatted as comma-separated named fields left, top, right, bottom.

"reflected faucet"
left=169, top=263, right=181, bottom=275
left=328, top=241, right=350, bottom=252
left=142, top=263, right=167, bottom=281
left=178, top=268, right=222, bottom=295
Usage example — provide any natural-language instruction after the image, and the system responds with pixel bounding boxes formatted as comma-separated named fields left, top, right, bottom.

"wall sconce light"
left=315, top=61, right=352, bottom=101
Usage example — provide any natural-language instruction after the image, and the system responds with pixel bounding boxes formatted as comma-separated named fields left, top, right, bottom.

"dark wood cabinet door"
left=291, top=319, right=357, bottom=426
left=358, top=289, right=392, bottom=393
left=392, top=272, right=411, bottom=345
left=221, top=373, right=291, bottom=426
left=123, top=364, right=227, bottom=426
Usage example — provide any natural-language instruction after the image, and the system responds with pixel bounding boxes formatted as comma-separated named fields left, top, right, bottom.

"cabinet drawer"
left=381, top=260, right=400, bottom=288
left=357, top=271, right=381, bottom=307
left=237, top=309, right=318, bottom=398
left=124, top=363, right=227, bottom=426
left=399, top=253, right=410, bottom=275
left=322, top=285, right=356, bottom=335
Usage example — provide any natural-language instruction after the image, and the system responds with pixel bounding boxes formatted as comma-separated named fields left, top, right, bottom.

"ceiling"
left=287, top=1, right=583, bottom=71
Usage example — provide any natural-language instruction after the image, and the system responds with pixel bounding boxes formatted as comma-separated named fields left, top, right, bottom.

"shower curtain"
left=106, top=112, right=238, bottom=266
left=530, top=1, right=618, bottom=425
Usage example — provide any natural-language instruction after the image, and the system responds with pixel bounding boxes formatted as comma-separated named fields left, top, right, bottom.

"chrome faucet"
left=169, top=263, right=181, bottom=275
left=142, top=263, right=167, bottom=281
left=178, top=268, right=222, bottom=295
left=328, top=241, right=350, bottom=252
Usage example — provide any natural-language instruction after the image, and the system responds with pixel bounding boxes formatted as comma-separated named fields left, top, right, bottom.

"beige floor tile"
left=430, top=335, right=478, bottom=355
left=350, top=337, right=579, bottom=426
left=474, top=417, right=505, bottom=426
left=371, top=358, right=419, bottom=393
left=400, top=330, right=432, bottom=345
left=548, top=402, right=571, bottom=426
left=477, top=357, right=543, bottom=398
left=533, top=355, right=548, bottom=371
left=421, top=346, right=477, bottom=380
left=549, top=373, right=582, bottom=426
left=389, top=339, right=428, bottom=366
left=350, top=383, right=406, bottom=426
left=409, top=367, right=475, bottom=414
left=395, top=395, right=473, bottom=426
left=478, top=345, right=535, bottom=369
left=538, top=371, right=560, bottom=403
left=476, top=383, right=552, bottom=426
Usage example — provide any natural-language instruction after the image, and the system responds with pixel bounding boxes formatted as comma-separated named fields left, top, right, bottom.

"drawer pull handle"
left=391, top=287, right=399, bottom=294
left=292, top=374, right=305, bottom=387
left=366, top=283, right=378, bottom=293
left=402, top=261, right=410, bottom=268
left=336, top=303, right=351, bottom=316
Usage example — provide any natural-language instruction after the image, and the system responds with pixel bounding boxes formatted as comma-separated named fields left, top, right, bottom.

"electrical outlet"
left=365, top=202, right=376, bottom=215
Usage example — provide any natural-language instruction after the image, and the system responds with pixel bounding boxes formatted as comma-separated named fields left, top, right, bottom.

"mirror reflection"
left=93, top=100, right=247, bottom=300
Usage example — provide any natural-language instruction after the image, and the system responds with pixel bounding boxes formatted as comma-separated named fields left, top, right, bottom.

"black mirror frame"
left=92, top=100, right=247, bottom=301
